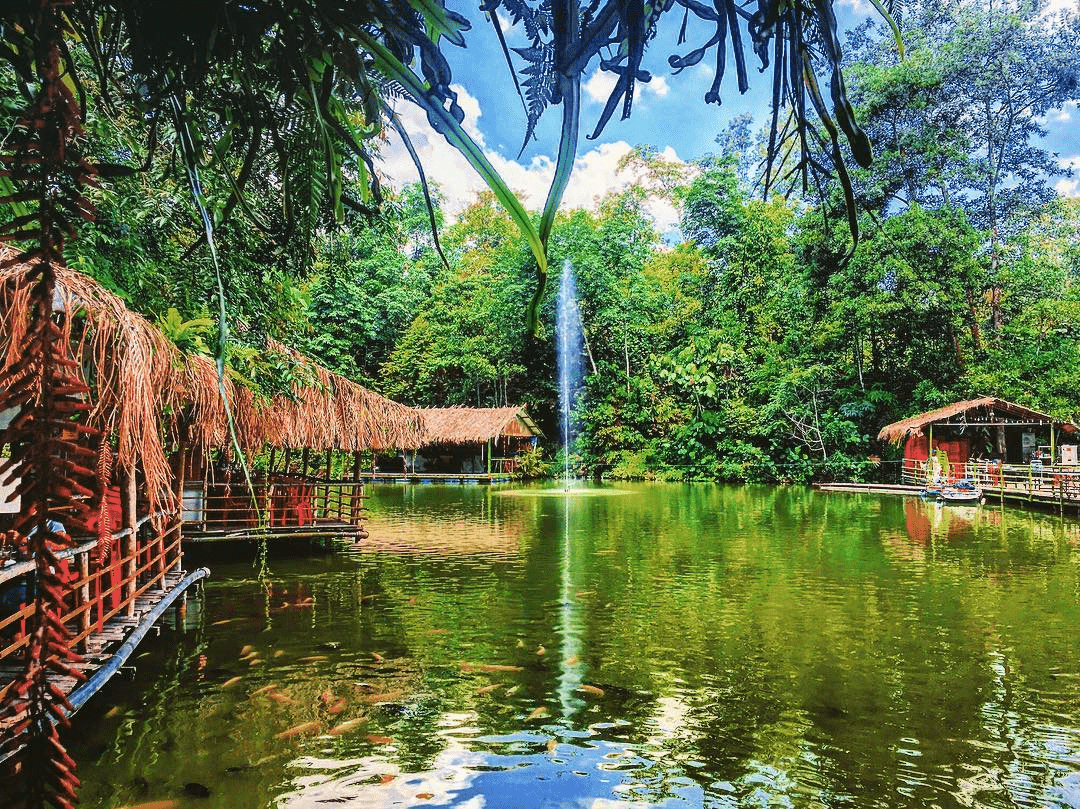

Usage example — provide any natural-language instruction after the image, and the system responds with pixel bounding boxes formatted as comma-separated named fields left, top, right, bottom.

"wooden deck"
left=0, top=566, right=208, bottom=761
left=359, top=472, right=518, bottom=484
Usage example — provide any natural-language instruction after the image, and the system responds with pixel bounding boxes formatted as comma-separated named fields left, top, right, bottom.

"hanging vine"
left=0, top=1, right=102, bottom=807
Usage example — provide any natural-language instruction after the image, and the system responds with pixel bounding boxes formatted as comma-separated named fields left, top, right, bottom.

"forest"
left=10, top=1, right=1080, bottom=485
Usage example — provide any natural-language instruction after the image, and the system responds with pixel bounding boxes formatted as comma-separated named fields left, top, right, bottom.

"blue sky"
left=377, top=0, right=1080, bottom=229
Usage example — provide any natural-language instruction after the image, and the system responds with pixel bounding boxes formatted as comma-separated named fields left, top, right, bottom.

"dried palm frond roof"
left=237, top=341, right=424, bottom=451
left=0, top=253, right=423, bottom=474
left=0, top=246, right=181, bottom=512
left=878, top=397, right=1058, bottom=445
left=419, top=406, right=542, bottom=445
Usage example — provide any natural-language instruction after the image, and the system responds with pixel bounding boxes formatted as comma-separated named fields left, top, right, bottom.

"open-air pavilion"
left=878, top=396, right=1080, bottom=507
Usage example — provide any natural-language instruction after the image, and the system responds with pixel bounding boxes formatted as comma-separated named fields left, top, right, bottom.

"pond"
left=68, top=483, right=1080, bottom=808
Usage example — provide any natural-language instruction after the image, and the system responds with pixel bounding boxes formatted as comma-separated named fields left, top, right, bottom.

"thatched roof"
left=0, top=247, right=184, bottom=512
left=878, top=397, right=1057, bottom=445
left=0, top=252, right=424, bottom=477
left=419, top=406, right=542, bottom=445
left=235, top=341, right=424, bottom=451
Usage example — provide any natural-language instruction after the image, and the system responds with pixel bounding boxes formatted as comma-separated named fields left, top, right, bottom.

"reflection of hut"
left=414, top=407, right=542, bottom=475
left=879, top=397, right=1073, bottom=484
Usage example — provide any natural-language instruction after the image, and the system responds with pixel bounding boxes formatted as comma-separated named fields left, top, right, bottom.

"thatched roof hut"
left=235, top=341, right=424, bottom=452
left=0, top=252, right=424, bottom=482
left=419, top=406, right=542, bottom=445
left=877, top=397, right=1057, bottom=445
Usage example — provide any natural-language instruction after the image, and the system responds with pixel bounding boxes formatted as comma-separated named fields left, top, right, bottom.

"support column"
left=122, top=466, right=137, bottom=618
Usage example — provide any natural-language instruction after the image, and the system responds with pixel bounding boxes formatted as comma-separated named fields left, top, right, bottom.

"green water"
left=68, top=484, right=1080, bottom=808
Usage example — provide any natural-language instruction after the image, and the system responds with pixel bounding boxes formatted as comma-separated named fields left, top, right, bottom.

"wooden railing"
left=901, top=458, right=1080, bottom=501
left=0, top=512, right=182, bottom=667
left=184, top=478, right=367, bottom=533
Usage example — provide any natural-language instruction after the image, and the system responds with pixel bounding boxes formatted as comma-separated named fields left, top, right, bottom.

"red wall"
left=903, top=434, right=971, bottom=465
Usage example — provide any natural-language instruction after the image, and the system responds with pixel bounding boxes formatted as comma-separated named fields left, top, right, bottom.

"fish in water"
left=328, top=699, right=347, bottom=715
left=476, top=664, right=524, bottom=673
left=504, top=685, right=521, bottom=696
left=105, top=705, right=124, bottom=719
left=269, top=692, right=293, bottom=705
left=210, top=619, right=233, bottom=626
left=240, top=645, right=255, bottom=657
left=528, top=706, right=549, bottom=720
left=536, top=646, right=546, bottom=656
left=361, top=691, right=402, bottom=704
left=273, top=650, right=285, bottom=658
left=183, top=783, right=211, bottom=798
left=516, top=639, right=525, bottom=649
left=565, top=656, right=579, bottom=666
left=379, top=774, right=395, bottom=785
left=275, top=721, right=323, bottom=740
left=578, top=684, right=604, bottom=697
left=371, top=652, right=385, bottom=663
left=319, top=690, right=335, bottom=705
left=298, top=655, right=327, bottom=662
left=328, top=717, right=367, bottom=736
left=474, top=683, right=504, bottom=695
left=221, top=676, right=244, bottom=689
left=546, top=738, right=558, bottom=754
left=416, top=793, right=434, bottom=800
left=425, top=628, right=449, bottom=635
left=365, top=734, right=395, bottom=745
left=405, top=596, right=418, bottom=605
left=251, top=683, right=278, bottom=696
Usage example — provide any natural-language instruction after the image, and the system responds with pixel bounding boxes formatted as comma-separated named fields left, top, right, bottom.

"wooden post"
left=172, top=421, right=189, bottom=576
left=283, top=447, right=292, bottom=475
left=301, top=447, right=310, bottom=479
left=77, top=550, right=91, bottom=652
left=927, top=424, right=933, bottom=483
left=122, top=466, right=137, bottom=618
left=268, top=447, right=277, bottom=474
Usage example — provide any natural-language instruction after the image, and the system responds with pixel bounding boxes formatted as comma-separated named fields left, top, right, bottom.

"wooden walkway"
left=359, top=472, right=518, bottom=484
left=0, top=567, right=208, bottom=760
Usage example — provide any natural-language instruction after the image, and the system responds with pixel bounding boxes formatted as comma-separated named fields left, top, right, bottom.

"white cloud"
left=837, top=0, right=874, bottom=15
left=1045, top=100, right=1077, bottom=124
left=649, top=75, right=670, bottom=97
left=1042, top=0, right=1077, bottom=16
left=583, top=69, right=618, bottom=104
left=582, top=69, right=671, bottom=105
left=378, top=86, right=688, bottom=232
left=1056, top=178, right=1079, bottom=197
left=497, top=10, right=513, bottom=32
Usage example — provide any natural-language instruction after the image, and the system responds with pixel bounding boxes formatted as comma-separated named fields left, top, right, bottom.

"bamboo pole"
left=77, top=550, right=91, bottom=652
left=122, top=466, right=137, bottom=618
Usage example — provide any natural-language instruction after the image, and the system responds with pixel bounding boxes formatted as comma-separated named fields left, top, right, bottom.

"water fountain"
left=557, top=259, right=584, bottom=489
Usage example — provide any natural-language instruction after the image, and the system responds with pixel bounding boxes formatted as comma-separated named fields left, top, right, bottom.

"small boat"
left=937, top=479, right=984, bottom=504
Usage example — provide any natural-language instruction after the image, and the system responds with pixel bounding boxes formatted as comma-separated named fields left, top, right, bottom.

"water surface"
left=69, top=484, right=1080, bottom=808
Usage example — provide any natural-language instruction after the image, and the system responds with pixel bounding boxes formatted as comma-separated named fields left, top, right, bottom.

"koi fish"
left=474, top=683, right=504, bottom=695
left=269, top=692, right=293, bottom=705
left=273, top=650, right=285, bottom=658
left=536, top=646, right=546, bottom=656
left=546, top=738, right=558, bottom=753
left=104, top=706, right=124, bottom=719
left=298, top=655, right=327, bottom=662
left=221, top=676, right=244, bottom=689
left=371, top=652, right=385, bottom=663
left=251, top=684, right=279, bottom=696
left=328, top=717, right=367, bottom=736
left=578, top=684, right=604, bottom=697
left=379, top=774, right=395, bottom=785
left=565, top=656, right=579, bottom=666
left=516, top=639, right=525, bottom=649
left=328, top=699, right=347, bottom=715
left=416, top=793, right=434, bottom=800
left=528, top=707, right=549, bottom=720
left=240, top=645, right=255, bottom=657
left=275, top=721, right=322, bottom=739
left=319, top=690, right=334, bottom=705
left=365, top=734, right=395, bottom=745
left=211, top=619, right=233, bottom=626
left=477, top=664, right=524, bottom=673
left=361, top=691, right=402, bottom=704
left=504, top=685, right=521, bottom=696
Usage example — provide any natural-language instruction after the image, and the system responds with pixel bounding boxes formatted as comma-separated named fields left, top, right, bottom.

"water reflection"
left=67, top=484, right=1080, bottom=808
